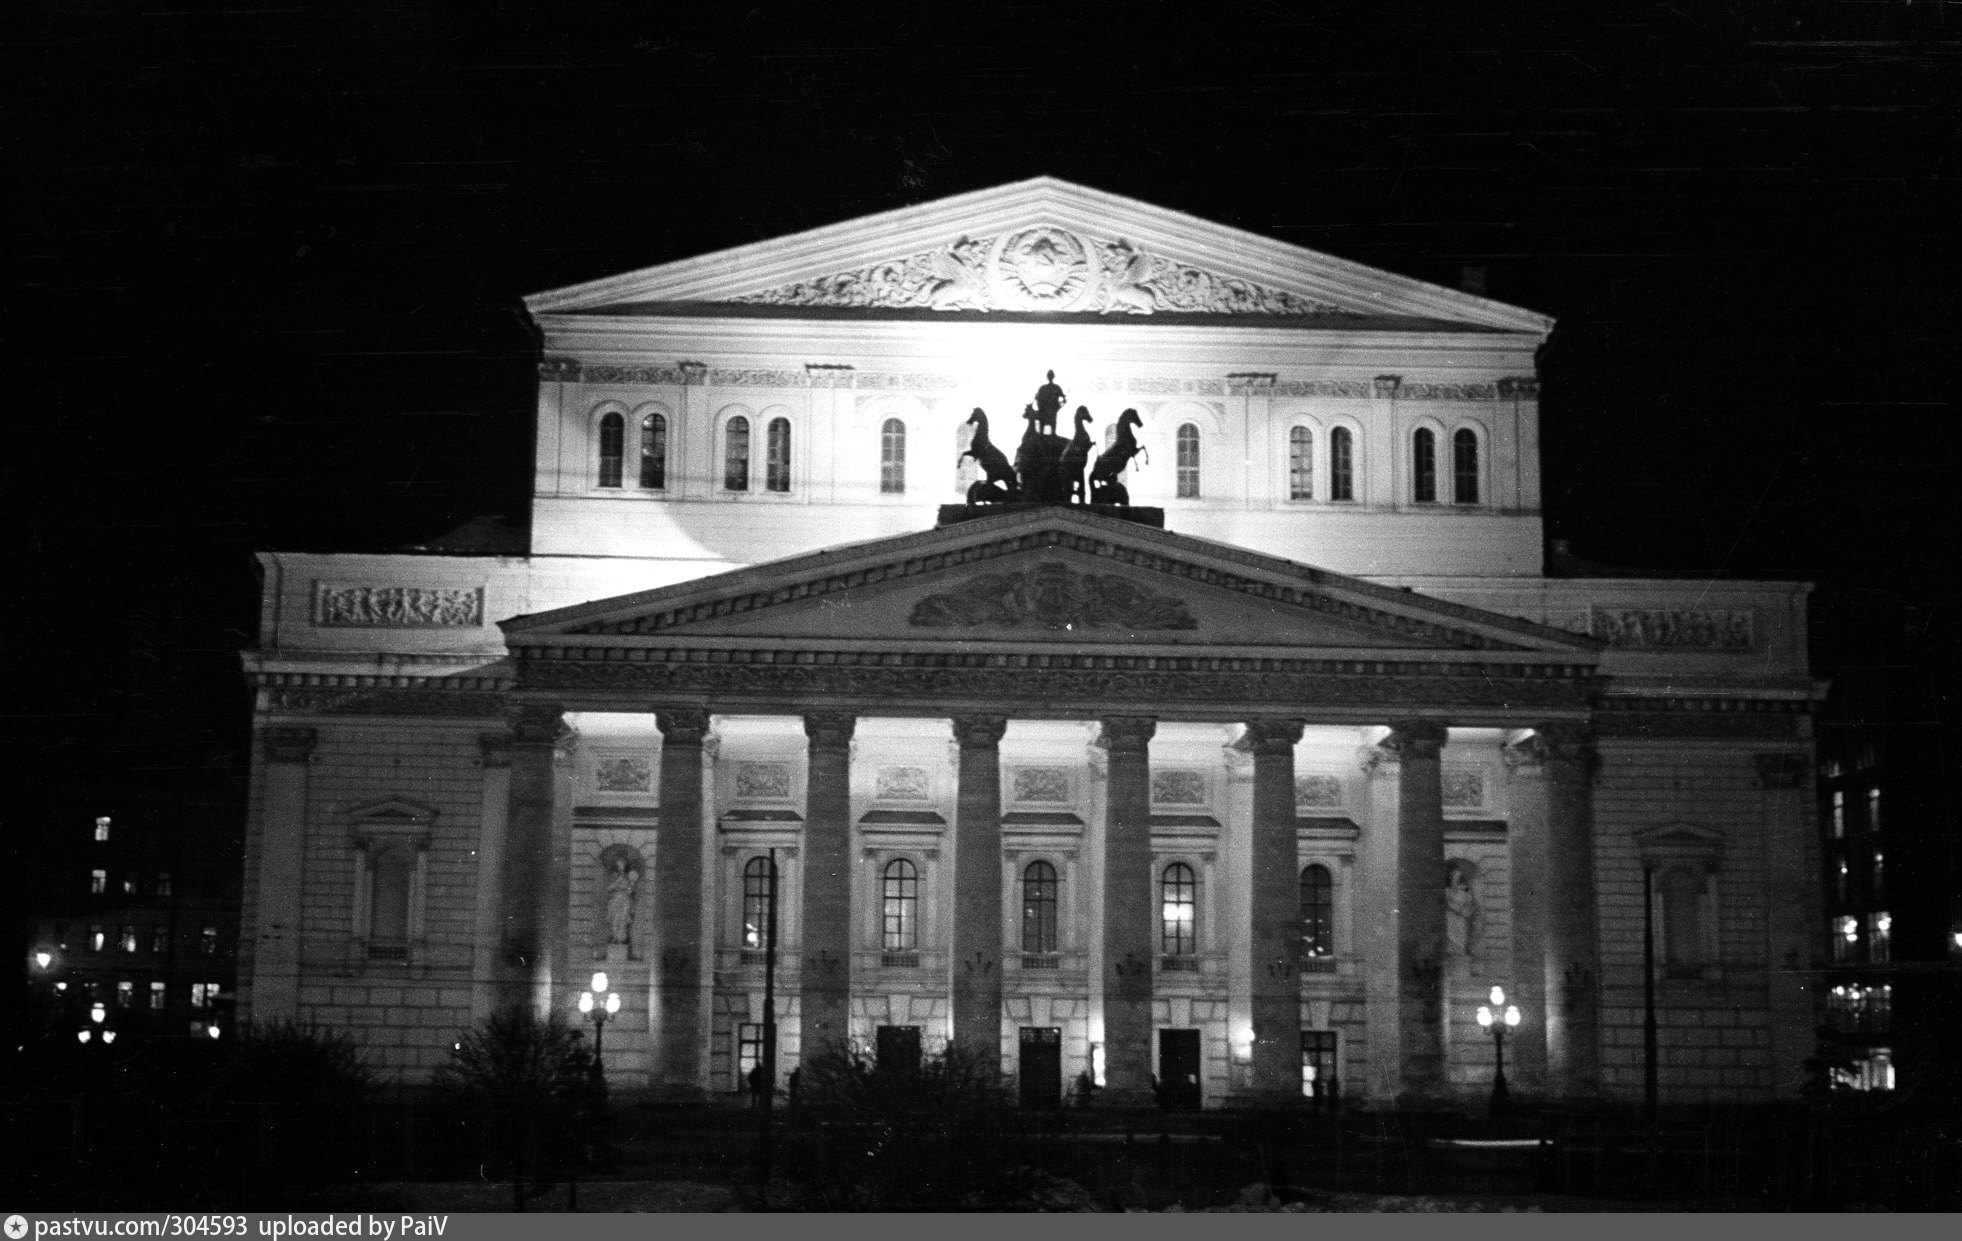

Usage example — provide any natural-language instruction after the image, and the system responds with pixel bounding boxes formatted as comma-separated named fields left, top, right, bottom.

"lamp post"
left=578, top=971, right=621, bottom=1083
left=1475, top=984, right=1521, bottom=1117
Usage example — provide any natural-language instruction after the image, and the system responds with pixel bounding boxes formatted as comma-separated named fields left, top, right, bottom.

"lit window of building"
left=1830, top=790, right=1845, bottom=838
left=201, top=926, right=218, bottom=955
left=1867, top=787, right=1881, bottom=834
left=741, top=856, right=776, bottom=951
left=736, top=1021, right=763, bottom=1088
left=1302, top=1030, right=1338, bottom=1098
left=1833, top=914, right=1860, bottom=963
left=94, top=816, right=112, bottom=842
left=1826, top=983, right=1891, bottom=1035
left=122, top=873, right=136, bottom=896
left=881, top=859, right=918, bottom=952
left=1833, top=1048, right=1895, bottom=1092
left=149, top=981, right=166, bottom=1011
left=1022, top=860, right=1059, bottom=955
left=90, top=925, right=106, bottom=953
left=189, top=982, right=216, bottom=1009
left=120, top=926, right=137, bottom=953
left=1161, top=863, right=1197, bottom=959
left=116, top=980, right=134, bottom=1008
left=156, top=872, right=172, bottom=897
left=1867, top=911, right=1891, bottom=963
left=151, top=925, right=169, bottom=954
left=90, top=869, right=107, bottom=895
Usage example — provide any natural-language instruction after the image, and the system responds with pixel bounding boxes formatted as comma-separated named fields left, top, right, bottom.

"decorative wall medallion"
left=1012, top=767, right=1072, bottom=804
left=1441, top=768, right=1486, bottom=809
left=1152, top=770, right=1207, bottom=806
left=734, top=762, right=792, bottom=801
left=995, top=227, right=1093, bottom=310
left=1295, top=774, right=1344, bottom=809
left=1588, top=608, right=1755, bottom=651
left=314, top=584, right=484, bottom=628
left=909, top=561, right=1197, bottom=631
left=594, top=753, right=653, bottom=794
left=876, top=765, right=933, bottom=802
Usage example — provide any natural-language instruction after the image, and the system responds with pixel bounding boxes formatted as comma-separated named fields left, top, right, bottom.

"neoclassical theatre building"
left=239, top=178, right=1822, bottom=1108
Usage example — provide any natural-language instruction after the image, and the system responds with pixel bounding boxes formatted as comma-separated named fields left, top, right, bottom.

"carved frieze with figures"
left=314, top=583, right=484, bottom=628
left=909, top=560, right=1197, bottom=631
left=1588, top=608, right=1756, bottom=651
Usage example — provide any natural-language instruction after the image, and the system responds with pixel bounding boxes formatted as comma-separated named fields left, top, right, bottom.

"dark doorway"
left=1158, top=1028, right=1201, bottom=1110
left=876, top=1024, right=921, bottom=1075
left=1018, top=1026, right=1062, bottom=1109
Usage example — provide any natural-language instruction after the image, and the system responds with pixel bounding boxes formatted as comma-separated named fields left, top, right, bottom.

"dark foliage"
left=433, top=1006, right=600, bottom=1211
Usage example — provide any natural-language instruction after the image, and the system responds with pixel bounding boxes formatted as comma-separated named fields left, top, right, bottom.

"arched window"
left=1300, top=864, right=1334, bottom=959
left=1288, top=426, right=1314, bottom=500
left=765, top=417, right=792, bottom=492
left=1452, top=428, right=1479, bottom=504
left=724, top=416, right=750, bottom=491
left=741, top=855, right=777, bottom=950
left=1412, top=427, right=1438, bottom=503
left=368, top=845, right=413, bottom=959
left=1329, top=427, right=1355, bottom=501
left=1161, top=862, right=1197, bottom=957
left=880, top=418, right=906, bottom=494
left=881, top=858, right=918, bottom=951
left=597, top=412, right=625, bottom=488
left=1022, top=860, right=1058, bottom=954
left=1176, top=423, right=1201, bottom=498
left=639, top=413, right=667, bottom=489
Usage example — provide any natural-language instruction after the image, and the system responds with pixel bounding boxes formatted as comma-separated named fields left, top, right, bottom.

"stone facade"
left=237, top=178, right=1822, bottom=1108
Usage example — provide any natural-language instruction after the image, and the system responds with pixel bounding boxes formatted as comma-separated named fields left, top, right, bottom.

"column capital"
left=1096, top=715, right=1157, bottom=754
left=1753, top=751, right=1810, bottom=789
left=478, top=731, right=513, bottom=767
left=508, top=702, right=568, bottom=746
left=951, top=714, right=1008, bottom=748
left=263, top=726, right=317, bottom=763
left=1379, top=720, right=1447, bottom=759
left=803, top=710, right=857, bottom=752
left=1243, top=718, right=1305, bottom=755
left=656, top=708, right=712, bottom=747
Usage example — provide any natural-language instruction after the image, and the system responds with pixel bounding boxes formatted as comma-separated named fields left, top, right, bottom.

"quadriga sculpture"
left=1088, top=406, right=1145, bottom=506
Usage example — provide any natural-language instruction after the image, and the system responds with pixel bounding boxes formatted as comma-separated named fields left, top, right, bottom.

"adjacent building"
left=236, top=178, right=1823, bottom=1106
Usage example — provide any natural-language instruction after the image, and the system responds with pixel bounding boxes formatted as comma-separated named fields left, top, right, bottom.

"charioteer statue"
left=956, top=370, right=1147, bottom=510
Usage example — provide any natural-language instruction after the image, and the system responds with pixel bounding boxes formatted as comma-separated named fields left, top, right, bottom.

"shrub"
left=435, top=1006, right=598, bottom=1211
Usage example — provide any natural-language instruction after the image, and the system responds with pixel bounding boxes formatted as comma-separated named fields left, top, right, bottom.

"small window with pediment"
left=348, top=800, right=435, bottom=964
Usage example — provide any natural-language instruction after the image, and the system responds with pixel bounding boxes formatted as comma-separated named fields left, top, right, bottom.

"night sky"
left=5, top=2, right=1959, bottom=898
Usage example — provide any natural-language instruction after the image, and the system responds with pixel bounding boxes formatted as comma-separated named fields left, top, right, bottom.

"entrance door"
left=875, top=1024, right=922, bottom=1075
left=1158, top=1029, right=1202, bottom=1110
left=1018, top=1027, right=1062, bottom=1109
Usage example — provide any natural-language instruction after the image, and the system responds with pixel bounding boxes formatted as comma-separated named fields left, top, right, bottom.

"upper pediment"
left=524, top=177, right=1552, bottom=335
left=502, top=508, right=1596, bottom=662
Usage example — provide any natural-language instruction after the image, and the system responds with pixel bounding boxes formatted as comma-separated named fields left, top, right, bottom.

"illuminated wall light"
left=78, top=1030, right=91, bottom=1044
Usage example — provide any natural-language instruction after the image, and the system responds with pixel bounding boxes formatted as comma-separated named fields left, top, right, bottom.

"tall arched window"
left=1288, top=426, right=1314, bottom=500
left=1022, top=860, right=1058, bottom=954
left=1175, top=423, right=1201, bottom=498
left=765, top=417, right=792, bottom=492
left=1452, top=428, right=1479, bottom=504
left=639, top=413, right=667, bottom=489
left=880, top=418, right=906, bottom=494
left=1329, top=426, right=1355, bottom=501
left=724, top=416, right=750, bottom=491
left=597, top=412, right=625, bottom=488
left=1412, top=427, right=1438, bottom=503
left=1300, top=864, right=1334, bottom=959
left=881, top=858, right=918, bottom=951
left=1161, top=862, right=1197, bottom=957
left=741, top=855, right=777, bottom=950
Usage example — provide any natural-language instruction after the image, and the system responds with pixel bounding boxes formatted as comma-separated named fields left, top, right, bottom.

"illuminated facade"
left=238, top=178, right=1821, bottom=1106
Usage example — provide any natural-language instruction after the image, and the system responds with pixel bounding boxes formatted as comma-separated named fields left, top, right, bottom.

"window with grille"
left=1452, top=428, right=1479, bottom=504
left=117, top=980, right=134, bottom=1008
left=91, top=869, right=107, bottom=895
left=1161, top=863, right=1197, bottom=957
left=150, top=926, right=168, bottom=954
left=94, top=816, right=111, bottom=842
left=597, top=412, right=625, bottom=488
left=1329, top=427, right=1354, bottom=500
left=725, top=416, right=750, bottom=491
left=736, top=1021, right=763, bottom=1088
left=1175, top=424, right=1201, bottom=498
left=766, top=417, right=792, bottom=492
left=1023, top=860, right=1058, bottom=955
left=148, top=981, right=166, bottom=1011
left=639, top=413, right=667, bottom=489
left=120, top=926, right=137, bottom=953
left=880, top=418, right=906, bottom=494
left=1302, top=1030, right=1338, bottom=1097
left=1412, top=428, right=1438, bottom=502
left=882, top=858, right=919, bottom=952
left=742, top=855, right=777, bottom=953
left=1288, top=426, right=1313, bottom=499
left=1300, top=864, right=1334, bottom=961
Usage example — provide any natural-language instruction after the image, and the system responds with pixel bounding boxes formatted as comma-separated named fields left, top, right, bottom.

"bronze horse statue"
left=1088, top=406, right=1145, bottom=505
left=957, top=407, right=1018, bottom=500
left=1058, top=405, right=1095, bottom=505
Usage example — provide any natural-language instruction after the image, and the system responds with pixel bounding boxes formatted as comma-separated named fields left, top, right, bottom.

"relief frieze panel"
left=1011, top=767, right=1073, bottom=804
left=1588, top=608, right=1756, bottom=651
left=874, top=765, right=933, bottom=801
left=1151, top=770, right=1208, bottom=806
left=909, top=560, right=1198, bottom=631
left=314, top=583, right=484, bottom=628
left=1295, top=774, right=1345, bottom=809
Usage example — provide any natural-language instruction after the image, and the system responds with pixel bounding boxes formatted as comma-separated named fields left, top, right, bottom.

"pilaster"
left=470, top=731, right=512, bottom=1025
left=248, top=726, right=317, bottom=1023
left=1756, top=749, right=1816, bottom=1098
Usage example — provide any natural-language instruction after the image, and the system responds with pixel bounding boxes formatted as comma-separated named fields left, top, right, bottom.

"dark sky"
left=4, top=2, right=1959, bottom=877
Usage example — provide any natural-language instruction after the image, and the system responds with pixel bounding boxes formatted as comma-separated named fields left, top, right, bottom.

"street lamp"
left=1475, top=984, right=1522, bottom=1117
left=578, top=971, right=621, bottom=1081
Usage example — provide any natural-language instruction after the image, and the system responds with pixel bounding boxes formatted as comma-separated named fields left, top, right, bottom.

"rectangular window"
left=201, top=926, right=218, bottom=955
left=1302, top=1031, right=1338, bottom=1098
left=148, top=981, right=166, bottom=1011
left=151, top=925, right=169, bottom=954
left=120, top=926, right=138, bottom=953
left=90, top=869, right=107, bottom=895
left=724, top=417, right=750, bottom=491
left=156, top=872, right=172, bottom=897
left=189, top=982, right=217, bottom=1010
left=1868, top=911, right=1891, bottom=963
left=90, top=925, right=106, bottom=953
left=736, top=1022, right=762, bottom=1089
left=880, top=419, right=906, bottom=495
left=1830, top=790, right=1845, bottom=838
left=1832, top=913, right=1860, bottom=963
left=1175, top=425, right=1201, bottom=498
left=1288, top=427, right=1313, bottom=500
left=1833, top=1049, right=1895, bottom=1092
left=123, top=873, right=137, bottom=896
left=94, top=816, right=112, bottom=842
left=1867, top=787, right=1881, bottom=834
left=116, top=980, right=134, bottom=1009
left=639, top=413, right=667, bottom=489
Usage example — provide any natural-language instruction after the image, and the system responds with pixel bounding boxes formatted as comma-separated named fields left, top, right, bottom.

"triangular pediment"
left=524, top=177, right=1551, bottom=334
left=502, top=508, right=1596, bottom=662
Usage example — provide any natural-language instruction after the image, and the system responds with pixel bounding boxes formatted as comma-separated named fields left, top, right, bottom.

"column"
left=470, top=731, right=513, bottom=1025
left=1756, top=750, right=1815, bottom=1098
left=1541, top=723, right=1601, bottom=1098
left=1500, top=733, right=1551, bottom=1094
left=1099, top=715, right=1157, bottom=1106
left=799, top=711, right=857, bottom=1059
left=654, top=709, right=710, bottom=1095
left=247, top=726, right=316, bottom=1023
left=501, top=702, right=563, bottom=1013
left=951, top=714, right=1008, bottom=1063
left=1385, top=720, right=1448, bottom=1100
left=1247, top=718, right=1307, bottom=1104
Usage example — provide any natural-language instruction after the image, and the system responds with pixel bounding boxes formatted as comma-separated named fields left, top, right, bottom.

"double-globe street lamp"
left=1475, top=985, right=1521, bottom=1117
left=578, top=971, right=622, bottom=1081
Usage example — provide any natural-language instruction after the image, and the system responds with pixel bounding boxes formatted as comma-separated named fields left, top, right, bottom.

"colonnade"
left=494, top=704, right=1601, bottom=1106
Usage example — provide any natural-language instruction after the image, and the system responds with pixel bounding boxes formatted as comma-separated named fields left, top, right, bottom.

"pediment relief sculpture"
left=908, top=560, right=1197, bottom=631
left=730, top=228, right=1360, bottom=317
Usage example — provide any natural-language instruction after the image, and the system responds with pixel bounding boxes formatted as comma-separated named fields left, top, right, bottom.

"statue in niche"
left=600, top=850, right=643, bottom=951
left=1088, top=407, right=1146, bottom=506
left=1445, top=859, right=1481, bottom=963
